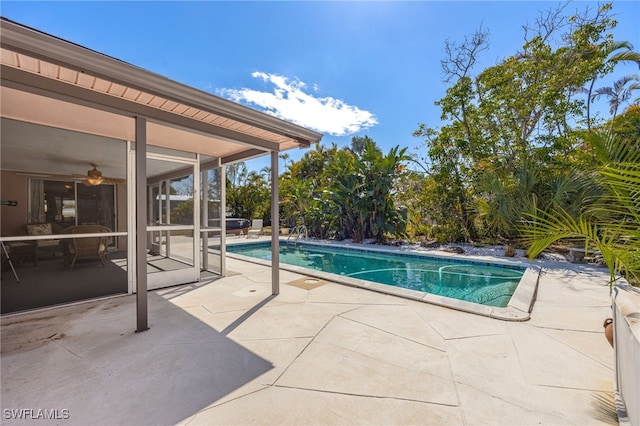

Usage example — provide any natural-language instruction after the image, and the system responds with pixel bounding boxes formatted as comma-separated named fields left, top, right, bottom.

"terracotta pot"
left=603, top=318, right=614, bottom=347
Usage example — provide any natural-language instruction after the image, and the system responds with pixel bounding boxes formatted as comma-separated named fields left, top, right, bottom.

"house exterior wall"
left=0, top=171, right=128, bottom=240
left=0, top=170, right=28, bottom=235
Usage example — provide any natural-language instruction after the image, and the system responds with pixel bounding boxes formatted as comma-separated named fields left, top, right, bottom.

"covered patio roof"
left=0, top=17, right=323, bottom=165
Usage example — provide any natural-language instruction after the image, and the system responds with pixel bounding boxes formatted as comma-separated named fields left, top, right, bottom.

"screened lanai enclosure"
left=0, top=18, right=322, bottom=324
left=1, top=120, right=227, bottom=313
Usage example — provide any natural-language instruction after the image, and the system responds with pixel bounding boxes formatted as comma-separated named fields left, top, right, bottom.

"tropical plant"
left=349, top=135, right=379, bottom=157
left=225, top=162, right=270, bottom=220
left=591, top=74, right=640, bottom=120
left=580, top=39, right=640, bottom=130
left=281, top=144, right=338, bottom=234
left=522, top=127, right=640, bottom=288
left=357, top=141, right=410, bottom=242
left=280, top=179, right=312, bottom=228
left=278, top=138, right=410, bottom=243
left=414, top=2, right=627, bottom=244
left=279, top=153, right=291, bottom=171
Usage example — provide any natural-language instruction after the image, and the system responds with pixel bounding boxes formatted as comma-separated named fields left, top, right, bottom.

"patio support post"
left=201, top=168, right=209, bottom=271
left=135, top=116, right=149, bottom=332
left=220, top=166, right=226, bottom=276
left=271, top=150, right=279, bottom=295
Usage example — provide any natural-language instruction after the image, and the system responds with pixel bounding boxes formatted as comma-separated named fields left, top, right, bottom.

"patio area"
left=1, top=255, right=617, bottom=425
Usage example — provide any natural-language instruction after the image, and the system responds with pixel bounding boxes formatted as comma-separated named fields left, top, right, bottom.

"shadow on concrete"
left=1, top=292, right=273, bottom=425
left=221, top=295, right=276, bottom=336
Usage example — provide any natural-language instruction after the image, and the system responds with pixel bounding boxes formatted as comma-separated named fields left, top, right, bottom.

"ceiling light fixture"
left=85, top=166, right=104, bottom=186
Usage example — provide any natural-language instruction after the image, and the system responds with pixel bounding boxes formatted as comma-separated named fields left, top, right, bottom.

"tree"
left=225, top=162, right=269, bottom=220
left=280, top=178, right=312, bottom=228
left=280, top=144, right=338, bottom=233
left=349, top=136, right=379, bottom=157
left=591, top=74, right=640, bottom=120
left=279, top=138, right=410, bottom=243
left=522, top=127, right=640, bottom=287
left=360, top=141, right=410, bottom=242
left=279, top=153, right=291, bottom=171
left=414, top=2, right=621, bottom=243
left=580, top=40, right=640, bottom=130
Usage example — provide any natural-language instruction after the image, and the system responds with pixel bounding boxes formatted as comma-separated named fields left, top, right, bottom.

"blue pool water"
left=227, top=242, right=525, bottom=307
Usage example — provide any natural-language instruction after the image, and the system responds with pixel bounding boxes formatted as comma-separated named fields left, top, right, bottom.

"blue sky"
left=2, top=1, right=638, bottom=172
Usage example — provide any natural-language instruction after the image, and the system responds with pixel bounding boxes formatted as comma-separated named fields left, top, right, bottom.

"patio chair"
left=62, top=225, right=111, bottom=269
left=247, top=219, right=263, bottom=238
left=24, top=222, right=64, bottom=265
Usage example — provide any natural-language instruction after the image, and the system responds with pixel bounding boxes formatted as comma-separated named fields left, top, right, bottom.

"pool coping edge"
left=225, top=240, right=541, bottom=322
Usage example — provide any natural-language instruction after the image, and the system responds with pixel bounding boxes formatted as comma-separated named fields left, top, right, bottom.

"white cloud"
left=218, top=72, right=378, bottom=136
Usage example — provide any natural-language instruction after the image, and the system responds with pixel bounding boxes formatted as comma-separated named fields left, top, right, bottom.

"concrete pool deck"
left=1, top=252, right=617, bottom=425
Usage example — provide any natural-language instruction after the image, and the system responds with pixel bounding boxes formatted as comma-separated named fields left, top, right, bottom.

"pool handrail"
left=287, top=226, right=308, bottom=244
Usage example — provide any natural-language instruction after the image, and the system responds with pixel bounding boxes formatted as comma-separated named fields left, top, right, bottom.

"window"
left=30, top=179, right=116, bottom=231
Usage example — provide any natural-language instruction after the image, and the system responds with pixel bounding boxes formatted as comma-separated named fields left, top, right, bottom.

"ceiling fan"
left=72, top=164, right=124, bottom=186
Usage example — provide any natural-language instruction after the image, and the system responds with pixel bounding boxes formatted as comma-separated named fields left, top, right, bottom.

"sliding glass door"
left=30, top=180, right=116, bottom=233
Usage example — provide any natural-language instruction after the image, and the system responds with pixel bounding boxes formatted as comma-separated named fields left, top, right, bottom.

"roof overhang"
left=0, top=18, right=323, bottom=164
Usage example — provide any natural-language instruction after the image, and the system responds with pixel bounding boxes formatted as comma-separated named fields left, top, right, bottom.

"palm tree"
left=279, top=153, right=290, bottom=171
left=522, top=130, right=640, bottom=288
left=583, top=41, right=640, bottom=131
left=349, top=136, right=378, bottom=157
left=591, top=74, right=640, bottom=120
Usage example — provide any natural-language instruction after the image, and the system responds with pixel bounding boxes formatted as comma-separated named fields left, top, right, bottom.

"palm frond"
left=521, top=130, right=639, bottom=288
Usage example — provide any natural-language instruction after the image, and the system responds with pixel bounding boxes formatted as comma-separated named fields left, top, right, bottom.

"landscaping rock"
left=420, top=240, right=441, bottom=248
left=442, top=246, right=465, bottom=254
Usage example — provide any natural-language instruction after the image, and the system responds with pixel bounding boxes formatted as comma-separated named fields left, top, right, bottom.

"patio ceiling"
left=0, top=18, right=322, bottom=170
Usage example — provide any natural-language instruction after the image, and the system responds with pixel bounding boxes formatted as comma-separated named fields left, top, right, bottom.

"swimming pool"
left=226, top=241, right=539, bottom=319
